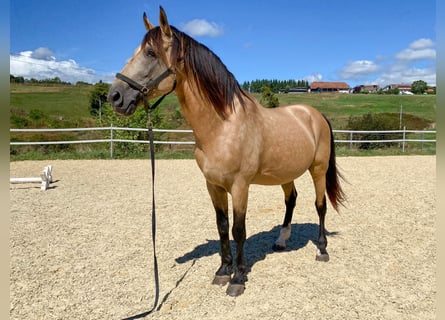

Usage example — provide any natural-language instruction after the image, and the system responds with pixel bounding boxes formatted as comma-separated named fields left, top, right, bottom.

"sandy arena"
left=10, top=156, right=436, bottom=319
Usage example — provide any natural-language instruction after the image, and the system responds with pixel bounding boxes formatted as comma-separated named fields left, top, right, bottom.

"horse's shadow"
left=176, top=223, right=338, bottom=273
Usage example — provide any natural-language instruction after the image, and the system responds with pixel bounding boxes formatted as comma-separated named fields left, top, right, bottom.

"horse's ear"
left=143, top=12, right=155, bottom=31
left=159, top=6, right=172, bottom=38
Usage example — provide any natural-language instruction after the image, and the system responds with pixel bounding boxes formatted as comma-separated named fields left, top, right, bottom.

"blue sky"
left=10, top=0, right=436, bottom=88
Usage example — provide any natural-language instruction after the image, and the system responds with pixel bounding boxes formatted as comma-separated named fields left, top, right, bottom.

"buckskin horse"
left=108, top=7, right=346, bottom=297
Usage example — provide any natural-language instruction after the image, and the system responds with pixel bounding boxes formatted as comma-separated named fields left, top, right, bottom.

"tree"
left=10, top=75, right=25, bottom=83
left=411, top=80, right=428, bottom=94
left=260, top=86, right=279, bottom=108
left=89, top=81, right=111, bottom=117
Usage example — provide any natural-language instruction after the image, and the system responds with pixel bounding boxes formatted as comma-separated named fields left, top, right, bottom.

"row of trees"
left=241, top=79, right=309, bottom=93
left=10, top=74, right=74, bottom=86
left=10, top=74, right=93, bottom=86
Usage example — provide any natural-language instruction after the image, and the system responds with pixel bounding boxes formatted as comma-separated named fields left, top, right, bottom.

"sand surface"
left=10, top=156, right=436, bottom=319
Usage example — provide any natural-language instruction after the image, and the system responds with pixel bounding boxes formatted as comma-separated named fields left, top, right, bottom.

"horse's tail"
left=324, top=116, right=346, bottom=212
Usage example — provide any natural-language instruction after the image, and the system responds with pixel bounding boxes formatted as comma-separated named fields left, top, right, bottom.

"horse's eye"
left=146, top=48, right=156, bottom=57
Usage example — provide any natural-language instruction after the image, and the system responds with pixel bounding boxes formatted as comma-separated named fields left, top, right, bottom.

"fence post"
left=421, top=131, right=424, bottom=151
left=110, top=124, right=114, bottom=158
left=349, top=131, right=353, bottom=149
left=402, top=126, right=406, bottom=153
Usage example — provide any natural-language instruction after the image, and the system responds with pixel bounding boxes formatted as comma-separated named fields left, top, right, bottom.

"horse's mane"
left=144, top=26, right=252, bottom=119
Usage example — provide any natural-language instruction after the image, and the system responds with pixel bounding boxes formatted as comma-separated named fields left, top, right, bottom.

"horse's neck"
left=175, top=80, right=226, bottom=144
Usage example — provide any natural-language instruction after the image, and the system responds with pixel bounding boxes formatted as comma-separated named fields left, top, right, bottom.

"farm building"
left=353, top=84, right=380, bottom=93
left=309, top=81, right=350, bottom=93
left=382, top=83, right=412, bottom=92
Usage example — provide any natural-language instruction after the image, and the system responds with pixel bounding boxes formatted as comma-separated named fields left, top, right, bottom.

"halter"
left=116, top=68, right=176, bottom=112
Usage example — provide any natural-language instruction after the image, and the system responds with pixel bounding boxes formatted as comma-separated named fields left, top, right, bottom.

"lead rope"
left=118, top=77, right=176, bottom=320
left=147, top=110, right=160, bottom=313
left=121, top=111, right=159, bottom=320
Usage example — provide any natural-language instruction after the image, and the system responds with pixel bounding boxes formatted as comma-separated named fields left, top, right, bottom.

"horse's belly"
left=252, top=161, right=310, bottom=185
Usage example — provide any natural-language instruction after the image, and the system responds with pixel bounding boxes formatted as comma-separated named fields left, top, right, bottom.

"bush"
left=29, top=109, right=46, bottom=121
left=347, top=113, right=400, bottom=149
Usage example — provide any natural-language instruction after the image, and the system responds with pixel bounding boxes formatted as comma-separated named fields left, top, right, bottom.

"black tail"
left=324, top=116, right=346, bottom=212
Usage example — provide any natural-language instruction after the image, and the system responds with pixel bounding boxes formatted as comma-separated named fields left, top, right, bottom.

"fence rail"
left=10, top=126, right=436, bottom=157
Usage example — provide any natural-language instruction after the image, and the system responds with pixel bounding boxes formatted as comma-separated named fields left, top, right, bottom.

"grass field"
left=10, top=84, right=92, bottom=119
left=9, top=83, right=436, bottom=159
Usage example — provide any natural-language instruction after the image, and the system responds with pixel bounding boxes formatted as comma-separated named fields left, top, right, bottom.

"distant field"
left=10, top=84, right=92, bottom=119
left=276, top=92, right=435, bottom=119
left=254, top=92, right=435, bottom=129
left=9, top=84, right=436, bottom=159
left=10, top=83, right=436, bottom=128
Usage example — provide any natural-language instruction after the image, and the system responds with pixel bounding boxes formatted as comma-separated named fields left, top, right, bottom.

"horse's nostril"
left=109, top=90, right=123, bottom=109
left=111, top=91, right=121, bottom=102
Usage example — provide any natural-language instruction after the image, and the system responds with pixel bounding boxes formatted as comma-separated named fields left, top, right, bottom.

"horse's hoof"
left=226, top=283, right=245, bottom=297
left=316, top=253, right=330, bottom=262
left=212, top=275, right=231, bottom=286
left=273, top=243, right=286, bottom=251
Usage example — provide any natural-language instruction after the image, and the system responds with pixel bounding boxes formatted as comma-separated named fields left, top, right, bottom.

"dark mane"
left=144, top=26, right=251, bottom=119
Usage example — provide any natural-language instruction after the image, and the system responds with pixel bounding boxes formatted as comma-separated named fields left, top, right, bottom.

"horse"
left=108, top=6, right=346, bottom=297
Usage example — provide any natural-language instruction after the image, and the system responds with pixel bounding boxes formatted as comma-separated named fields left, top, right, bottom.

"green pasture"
left=273, top=93, right=436, bottom=129
left=9, top=84, right=436, bottom=160
left=10, top=84, right=436, bottom=128
left=10, top=84, right=91, bottom=119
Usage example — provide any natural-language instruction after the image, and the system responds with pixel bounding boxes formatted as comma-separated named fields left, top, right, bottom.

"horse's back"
left=259, top=103, right=330, bottom=147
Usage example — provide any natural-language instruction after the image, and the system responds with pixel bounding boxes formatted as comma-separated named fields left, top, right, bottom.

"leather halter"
left=115, top=68, right=176, bottom=111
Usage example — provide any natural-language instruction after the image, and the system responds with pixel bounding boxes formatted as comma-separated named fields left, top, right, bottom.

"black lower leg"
left=283, top=185, right=297, bottom=227
left=316, top=196, right=329, bottom=261
left=273, top=183, right=298, bottom=251
left=213, top=208, right=233, bottom=283
left=226, top=213, right=247, bottom=296
left=231, top=215, right=246, bottom=284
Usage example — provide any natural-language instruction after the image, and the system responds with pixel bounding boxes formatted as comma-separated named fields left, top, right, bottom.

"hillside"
left=10, top=83, right=436, bottom=159
left=10, top=83, right=436, bottom=130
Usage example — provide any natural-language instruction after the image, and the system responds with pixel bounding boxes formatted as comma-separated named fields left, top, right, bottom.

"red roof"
left=310, top=82, right=350, bottom=89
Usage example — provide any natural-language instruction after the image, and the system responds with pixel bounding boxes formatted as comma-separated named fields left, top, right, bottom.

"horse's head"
left=108, top=6, right=177, bottom=115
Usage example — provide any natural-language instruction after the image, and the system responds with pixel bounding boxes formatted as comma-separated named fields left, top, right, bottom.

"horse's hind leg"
left=315, top=196, right=329, bottom=261
left=310, top=166, right=330, bottom=262
left=206, top=181, right=232, bottom=286
left=274, top=181, right=297, bottom=250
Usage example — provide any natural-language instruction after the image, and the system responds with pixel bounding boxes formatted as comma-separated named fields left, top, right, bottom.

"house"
left=353, top=84, right=380, bottom=93
left=382, top=83, right=412, bottom=92
left=309, top=81, right=350, bottom=93
left=427, top=86, right=436, bottom=94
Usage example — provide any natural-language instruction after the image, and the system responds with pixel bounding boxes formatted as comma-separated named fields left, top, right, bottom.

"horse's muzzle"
left=108, top=86, right=139, bottom=115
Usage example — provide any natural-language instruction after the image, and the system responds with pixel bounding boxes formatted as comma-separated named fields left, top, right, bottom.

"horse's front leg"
left=206, top=181, right=232, bottom=286
left=226, top=182, right=249, bottom=297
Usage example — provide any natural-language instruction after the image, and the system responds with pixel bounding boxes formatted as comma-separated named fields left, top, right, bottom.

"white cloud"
left=10, top=48, right=114, bottom=84
left=395, top=38, right=436, bottom=61
left=180, top=19, right=224, bottom=37
left=337, top=38, right=436, bottom=86
left=340, top=60, right=379, bottom=79
left=31, top=47, right=55, bottom=61
left=408, top=38, right=434, bottom=50
left=373, top=65, right=436, bottom=87
left=304, top=73, right=323, bottom=83
left=395, top=48, right=436, bottom=61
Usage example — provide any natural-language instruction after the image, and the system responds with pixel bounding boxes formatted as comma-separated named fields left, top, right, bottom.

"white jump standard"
left=10, top=165, right=53, bottom=190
